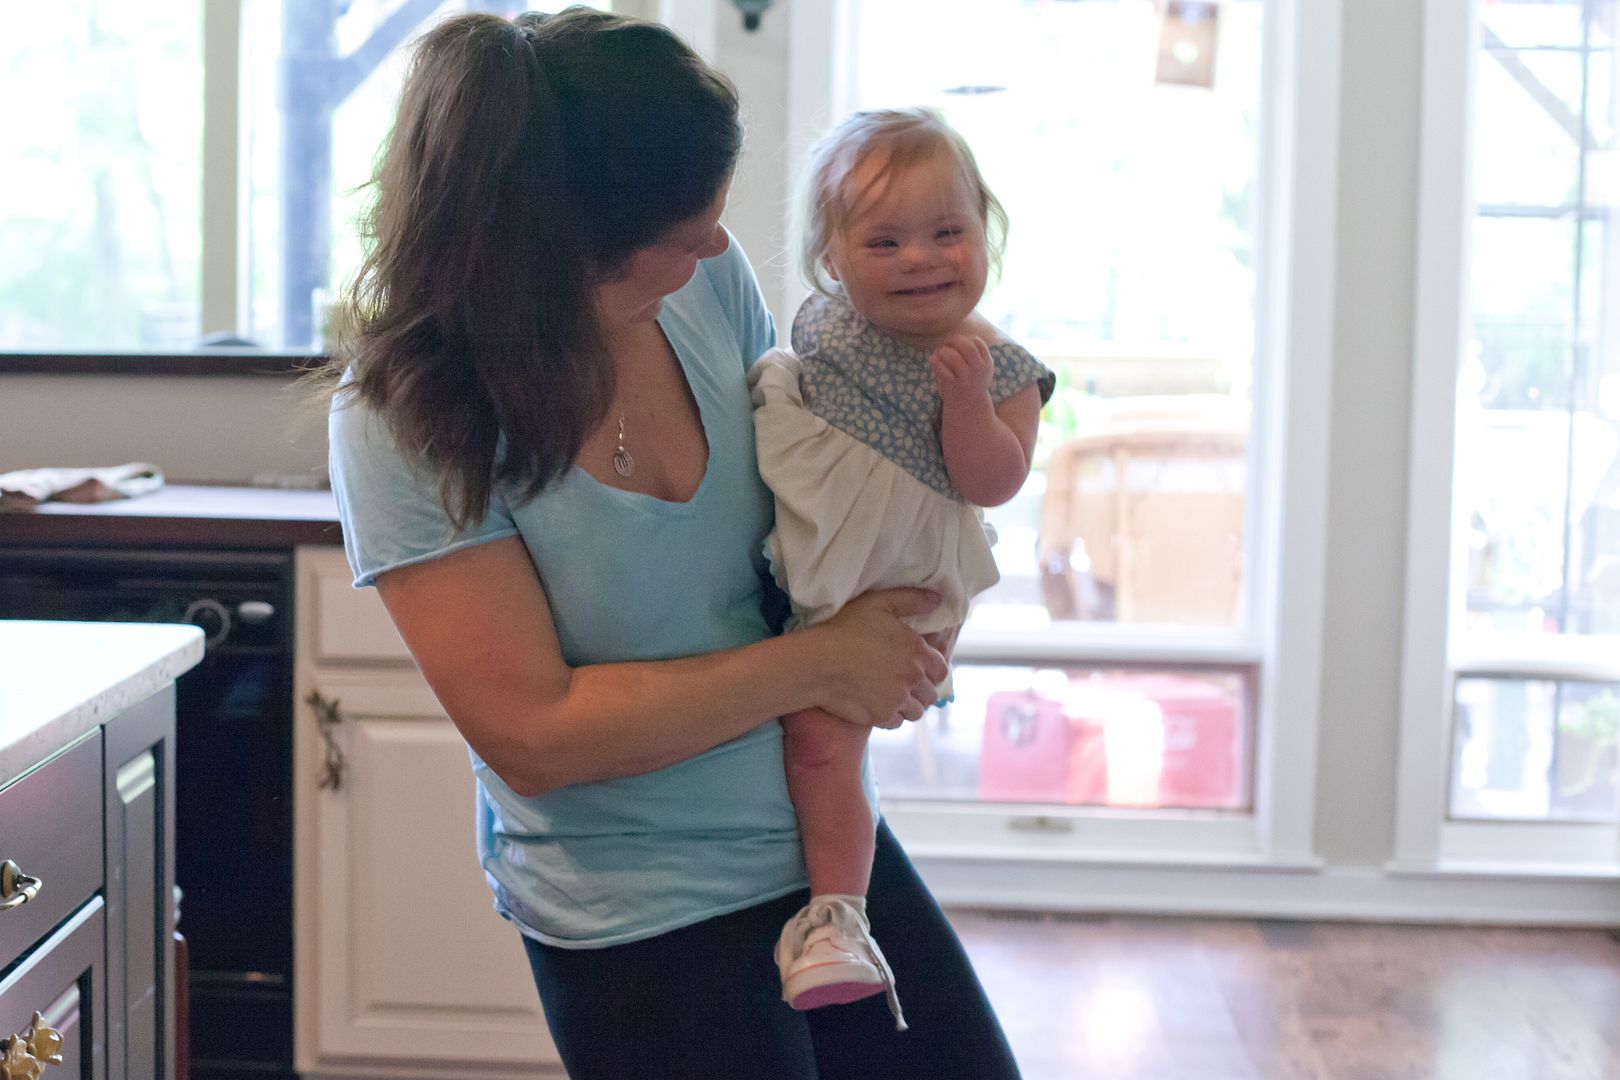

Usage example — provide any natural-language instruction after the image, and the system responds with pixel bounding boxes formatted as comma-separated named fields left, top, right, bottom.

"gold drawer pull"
left=0, top=861, right=42, bottom=912
left=0, top=1011, right=64, bottom=1078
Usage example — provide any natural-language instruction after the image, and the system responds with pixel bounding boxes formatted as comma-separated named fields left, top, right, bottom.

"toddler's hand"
left=929, top=335, right=994, bottom=408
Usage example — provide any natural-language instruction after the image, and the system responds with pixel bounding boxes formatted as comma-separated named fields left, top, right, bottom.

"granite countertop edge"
left=0, top=621, right=206, bottom=786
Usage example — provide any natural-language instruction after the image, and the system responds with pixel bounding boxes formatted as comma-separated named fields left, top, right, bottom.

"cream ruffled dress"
left=748, top=294, right=1054, bottom=696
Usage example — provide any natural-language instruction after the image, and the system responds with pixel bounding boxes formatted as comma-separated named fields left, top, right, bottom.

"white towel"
left=0, top=463, right=164, bottom=511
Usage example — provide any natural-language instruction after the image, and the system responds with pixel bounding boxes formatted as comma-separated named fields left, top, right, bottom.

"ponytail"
left=328, top=10, right=739, bottom=529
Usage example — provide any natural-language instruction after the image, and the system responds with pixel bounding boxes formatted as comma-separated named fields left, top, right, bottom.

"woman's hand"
left=808, top=587, right=947, bottom=730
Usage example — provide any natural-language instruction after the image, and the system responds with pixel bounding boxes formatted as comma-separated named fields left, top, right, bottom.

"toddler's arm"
left=931, top=334, right=1041, bottom=506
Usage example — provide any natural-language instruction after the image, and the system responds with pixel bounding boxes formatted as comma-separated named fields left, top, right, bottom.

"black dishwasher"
left=0, top=546, right=296, bottom=1080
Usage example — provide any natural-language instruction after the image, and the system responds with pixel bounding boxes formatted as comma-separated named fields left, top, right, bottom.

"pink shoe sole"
left=790, top=980, right=887, bottom=1011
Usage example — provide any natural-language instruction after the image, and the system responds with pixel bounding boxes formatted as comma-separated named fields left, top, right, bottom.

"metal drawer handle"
left=0, top=861, right=41, bottom=911
left=306, top=690, right=348, bottom=791
left=0, top=1011, right=65, bottom=1078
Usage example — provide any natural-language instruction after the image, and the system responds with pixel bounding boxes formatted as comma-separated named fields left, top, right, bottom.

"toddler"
left=748, top=107, right=1053, bottom=1029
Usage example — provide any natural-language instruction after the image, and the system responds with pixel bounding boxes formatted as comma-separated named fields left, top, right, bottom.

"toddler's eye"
left=938, top=227, right=963, bottom=241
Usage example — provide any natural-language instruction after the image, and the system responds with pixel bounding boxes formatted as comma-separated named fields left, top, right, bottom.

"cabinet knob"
left=0, top=861, right=41, bottom=911
left=0, top=1012, right=64, bottom=1078
left=0, top=1035, right=38, bottom=1080
left=24, top=1014, right=63, bottom=1068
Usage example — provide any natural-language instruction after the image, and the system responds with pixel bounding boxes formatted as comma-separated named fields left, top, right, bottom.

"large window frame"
left=1395, top=0, right=1620, bottom=879
left=778, top=0, right=1341, bottom=878
left=194, top=0, right=664, bottom=351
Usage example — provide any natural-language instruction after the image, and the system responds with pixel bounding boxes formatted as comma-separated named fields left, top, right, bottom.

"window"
left=1398, top=0, right=1620, bottom=873
left=242, top=0, right=612, bottom=351
left=0, top=1, right=203, bottom=351
left=0, top=0, right=611, bottom=355
left=1454, top=6, right=1620, bottom=826
left=806, top=1, right=1272, bottom=818
left=829, top=0, right=1261, bottom=637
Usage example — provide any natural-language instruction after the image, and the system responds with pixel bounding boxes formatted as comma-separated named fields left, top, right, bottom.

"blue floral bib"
left=790, top=293, right=1054, bottom=500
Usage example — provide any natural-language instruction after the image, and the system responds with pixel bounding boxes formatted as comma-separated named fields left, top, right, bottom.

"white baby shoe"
left=774, top=894, right=906, bottom=1031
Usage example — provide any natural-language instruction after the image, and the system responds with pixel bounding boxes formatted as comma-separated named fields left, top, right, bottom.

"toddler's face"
left=823, top=151, right=989, bottom=352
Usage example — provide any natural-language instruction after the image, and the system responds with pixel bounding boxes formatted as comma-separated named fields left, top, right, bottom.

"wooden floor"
left=948, top=910, right=1620, bottom=1080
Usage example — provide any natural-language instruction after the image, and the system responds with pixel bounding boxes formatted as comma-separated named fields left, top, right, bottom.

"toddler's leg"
left=775, top=709, right=906, bottom=1027
left=782, top=707, right=874, bottom=896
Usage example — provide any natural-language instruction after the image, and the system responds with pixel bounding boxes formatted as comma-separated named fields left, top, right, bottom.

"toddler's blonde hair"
left=798, top=106, right=1008, bottom=297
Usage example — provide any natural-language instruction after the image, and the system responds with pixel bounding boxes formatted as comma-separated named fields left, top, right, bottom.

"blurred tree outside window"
left=245, top=0, right=609, bottom=351
left=0, top=0, right=606, bottom=354
left=0, top=1, right=203, bottom=350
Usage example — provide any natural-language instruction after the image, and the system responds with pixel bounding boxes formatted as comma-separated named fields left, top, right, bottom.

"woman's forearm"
left=510, top=630, right=832, bottom=795
left=377, top=537, right=942, bottom=800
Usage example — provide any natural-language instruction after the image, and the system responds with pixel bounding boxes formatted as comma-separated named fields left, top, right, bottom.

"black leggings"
left=522, top=822, right=1022, bottom=1080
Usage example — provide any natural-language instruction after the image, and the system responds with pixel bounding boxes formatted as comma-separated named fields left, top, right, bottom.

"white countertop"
left=0, top=620, right=204, bottom=785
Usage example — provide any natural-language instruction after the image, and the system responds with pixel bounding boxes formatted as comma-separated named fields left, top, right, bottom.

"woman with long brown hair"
left=324, top=9, right=1021, bottom=1078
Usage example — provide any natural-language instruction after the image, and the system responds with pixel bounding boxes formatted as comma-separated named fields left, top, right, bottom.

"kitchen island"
left=1, top=509, right=560, bottom=1078
left=0, top=619, right=202, bottom=1080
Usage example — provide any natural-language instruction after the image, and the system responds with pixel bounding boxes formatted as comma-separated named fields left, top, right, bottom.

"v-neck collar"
left=569, top=313, right=714, bottom=510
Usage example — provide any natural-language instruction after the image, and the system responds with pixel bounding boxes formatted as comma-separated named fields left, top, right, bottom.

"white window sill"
left=1385, top=858, right=1620, bottom=881
left=880, top=801, right=1321, bottom=871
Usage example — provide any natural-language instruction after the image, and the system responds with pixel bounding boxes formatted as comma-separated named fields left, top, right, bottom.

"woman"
left=323, top=9, right=1022, bottom=1078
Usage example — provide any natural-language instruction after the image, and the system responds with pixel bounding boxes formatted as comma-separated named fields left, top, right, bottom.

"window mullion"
left=202, top=0, right=243, bottom=338
left=1248, top=0, right=1342, bottom=864
left=1393, top=0, right=1480, bottom=871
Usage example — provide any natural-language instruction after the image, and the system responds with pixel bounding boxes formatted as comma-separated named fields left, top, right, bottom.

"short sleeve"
left=327, top=395, right=520, bottom=588
left=703, top=230, right=777, bottom=366
left=989, top=342, right=1056, bottom=406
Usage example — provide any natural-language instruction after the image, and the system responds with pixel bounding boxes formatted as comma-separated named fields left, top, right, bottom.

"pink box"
left=978, top=690, right=1073, bottom=803
left=1099, top=673, right=1244, bottom=809
left=976, top=676, right=1243, bottom=809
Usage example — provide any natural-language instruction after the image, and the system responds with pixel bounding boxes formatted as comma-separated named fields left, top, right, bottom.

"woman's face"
left=595, top=184, right=731, bottom=329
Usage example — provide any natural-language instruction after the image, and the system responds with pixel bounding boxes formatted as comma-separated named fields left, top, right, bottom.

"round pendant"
left=612, top=449, right=635, bottom=477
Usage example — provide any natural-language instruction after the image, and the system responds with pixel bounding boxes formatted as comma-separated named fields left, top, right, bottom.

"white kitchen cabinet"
left=292, top=547, right=560, bottom=1079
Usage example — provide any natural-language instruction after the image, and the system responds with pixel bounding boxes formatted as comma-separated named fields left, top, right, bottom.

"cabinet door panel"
left=0, top=899, right=107, bottom=1080
left=297, top=675, right=556, bottom=1072
left=105, top=686, right=175, bottom=1080
left=311, top=564, right=412, bottom=664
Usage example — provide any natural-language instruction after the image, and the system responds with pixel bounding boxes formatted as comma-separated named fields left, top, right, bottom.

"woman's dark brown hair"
left=325, top=8, right=741, bottom=528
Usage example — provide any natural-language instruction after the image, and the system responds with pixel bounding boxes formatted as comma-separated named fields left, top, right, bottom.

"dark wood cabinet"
left=0, top=683, right=178, bottom=1080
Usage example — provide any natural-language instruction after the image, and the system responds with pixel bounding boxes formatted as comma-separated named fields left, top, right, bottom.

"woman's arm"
left=931, top=334, right=1042, bottom=507
left=375, top=536, right=945, bottom=797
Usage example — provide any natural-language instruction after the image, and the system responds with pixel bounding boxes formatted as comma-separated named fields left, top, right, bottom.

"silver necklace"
left=613, top=414, right=635, bottom=477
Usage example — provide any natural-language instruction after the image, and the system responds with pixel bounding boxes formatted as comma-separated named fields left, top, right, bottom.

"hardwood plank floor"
left=947, top=910, right=1620, bottom=1080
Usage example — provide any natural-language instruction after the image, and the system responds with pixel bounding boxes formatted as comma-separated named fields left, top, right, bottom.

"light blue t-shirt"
left=327, top=237, right=870, bottom=948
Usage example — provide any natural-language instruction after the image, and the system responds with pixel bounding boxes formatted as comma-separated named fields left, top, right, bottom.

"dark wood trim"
left=0, top=513, right=343, bottom=549
left=0, top=353, right=325, bottom=376
left=0, top=485, right=343, bottom=549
